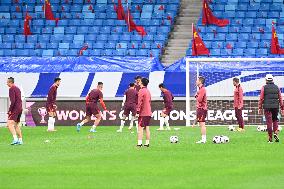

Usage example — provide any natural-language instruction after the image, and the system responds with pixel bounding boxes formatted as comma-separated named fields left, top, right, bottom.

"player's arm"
left=8, top=89, right=16, bottom=114
left=99, top=98, right=107, bottom=111
left=137, top=91, right=144, bottom=114
left=258, top=87, right=265, bottom=114
left=196, top=90, right=204, bottom=103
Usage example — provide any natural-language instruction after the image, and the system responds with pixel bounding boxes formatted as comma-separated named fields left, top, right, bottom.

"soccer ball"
left=228, top=125, right=236, bottom=131
left=170, top=136, right=179, bottom=143
left=222, top=136, right=230, bottom=143
left=219, top=136, right=226, bottom=143
left=212, top=136, right=221, bottom=144
left=213, top=136, right=229, bottom=144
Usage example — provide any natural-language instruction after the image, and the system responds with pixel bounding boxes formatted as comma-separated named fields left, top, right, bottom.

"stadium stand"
left=0, top=0, right=180, bottom=58
left=186, top=0, right=284, bottom=57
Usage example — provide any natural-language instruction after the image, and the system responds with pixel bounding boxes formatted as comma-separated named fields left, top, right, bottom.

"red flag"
left=24, top=12, right=32, bottom=36
left=192, top=24, right=210, bottom=56
left=44, top=0, right=59, bottom=25
left=125, top=8, right=147, bottom=36
left=158, top=5, right=164, bottom=10
left=271, top=26, right=284, bottom=54
left=114, top=0, right=125, bottom=20
left=16, top=6, right=20, bottom=12
left=78, top=45, right=88, bottom=56
left=202, top=0, right=229, bottom=27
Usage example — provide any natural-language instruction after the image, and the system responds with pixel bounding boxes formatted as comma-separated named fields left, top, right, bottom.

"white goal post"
left=185, top=57, right=284, bottom=126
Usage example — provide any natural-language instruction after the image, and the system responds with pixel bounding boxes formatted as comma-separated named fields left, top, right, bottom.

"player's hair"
left=233, top=77, right=240, bottom=83
left=8, top=77, right=14, bottom=83
left=54, top=77, right=61, bottom=82
left=198, top=76, right=205, bottom=84
left=159, top=83, right=165, bottom=88
left=129, top=83, right=135, bottom=87
left=141, top=78, right=149, bottom=86
left=98, top=82, right=103, bottom=85
left=135, top=75, right=142, bottom=80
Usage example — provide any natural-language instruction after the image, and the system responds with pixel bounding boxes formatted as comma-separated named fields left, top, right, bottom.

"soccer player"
left=195, top=76, right=208, bottom=144
left=76, top=82, right=108, bottom=132
left=233, top=77, right=245, bottom=132
left=258, top=74, right=284, bottom=143
left=6, top=77, right=23, bottom=145
left=127, top=75, right=142, bottom=130
left=117, top=83, right=138, bottom=133
left=134, top=75, right=142, bottom=92
left=46, top=77, right=61, bottom=131
left=157, top=83, right=174, bottom=131
left=137, top=78, right=152, bottom=147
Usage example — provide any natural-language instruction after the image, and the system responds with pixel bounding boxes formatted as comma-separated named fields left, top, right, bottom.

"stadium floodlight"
left=185, top=57, right=284, bottom=126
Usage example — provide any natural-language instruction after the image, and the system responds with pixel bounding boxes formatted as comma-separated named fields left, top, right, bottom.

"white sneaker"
left=196, top=140, right=206, bottom=144
left=157, top=128, right=164, bottom=131
left=117, top=129, right=122, bottom=133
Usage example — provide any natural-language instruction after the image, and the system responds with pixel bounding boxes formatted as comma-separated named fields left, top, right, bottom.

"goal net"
left=185, top=58, right=284, bottom=126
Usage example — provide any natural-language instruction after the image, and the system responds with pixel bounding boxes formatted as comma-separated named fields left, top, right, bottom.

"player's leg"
left=235, top=108, right=245, bottom=131
left=117, top=114, right=127, bottom=132
left=129, top=107, right=137, bottom=132
left=272, top=109, right=280, bottom=142
left=7, top=119, right=18, bottom=145
left=47, top=110, right=56, bottom=132
left=128, top=107, right=136, bottom=131
left=196, top=109, right=207, bottom=144
left=90, top=113, right=101, bottom=132
left=157, top=112, right=165, bottom=131
left=77, top=105, right=92, bottom=132
left=264, top=109, right=273, bottom=142
left=15, top=123, right=23, bottom=145
left=164, top=113, right=171, bottom=131
left=137, top=117, right=143, bottom=147
left=144, top=126, right=150, bottom=147
left=14, top=113, right=23, bottom=144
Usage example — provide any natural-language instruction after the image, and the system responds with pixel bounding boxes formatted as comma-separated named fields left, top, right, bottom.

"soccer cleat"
left=267, top=140, right=273, bottom=143
left=76, top=123, right=82, bottom=132
left=89, top=128, right=97, bottom=133
left=117, top=129, right=122, bottom=133
left=11, top=140, right=18, bottom=145
left=196, top=140, right=206, bottom=144
left=144, top=144, right=150, bottom=147
left=17, top=140, right=23, bottom=145
left=157, top=128, right=164, bottom=131
left=136, top=144, right=143, bottom=147
left=274, top=134, right=280, bottom=143
left=237, top=128, right=244, bottom=132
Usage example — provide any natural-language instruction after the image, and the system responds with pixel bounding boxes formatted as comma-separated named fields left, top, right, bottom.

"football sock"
left=48, top=117, right=53, bottom=130
left=13, top=135, right=18, bottom=141
left=164, top=116, right=170, bottom=128
left=18, top=138, right=23, bottom=142
left=202, top=135, right=206, bottom=142
left=138, top=140, right=142, bottom=145
left=145, top=140, right=150, bottom=145
left=159, top=117, right=165, bottom=129
left=119, top=120, right=125, bottom=130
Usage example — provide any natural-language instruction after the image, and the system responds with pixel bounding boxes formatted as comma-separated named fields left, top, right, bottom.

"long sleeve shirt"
left=137, top=87, right=152, bottom=116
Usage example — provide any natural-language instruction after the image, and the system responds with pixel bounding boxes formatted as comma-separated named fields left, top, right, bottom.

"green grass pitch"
left=0, top=126, right=284, bottom=189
